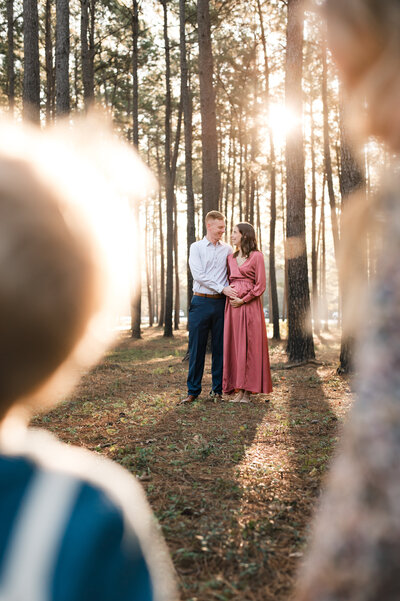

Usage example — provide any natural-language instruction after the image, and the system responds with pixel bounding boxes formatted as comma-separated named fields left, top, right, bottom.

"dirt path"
left=32, top=326, right=352, bottom=601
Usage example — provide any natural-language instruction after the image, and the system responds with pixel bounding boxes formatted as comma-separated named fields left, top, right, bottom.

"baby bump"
left=230, top=278, right=253, bottom=298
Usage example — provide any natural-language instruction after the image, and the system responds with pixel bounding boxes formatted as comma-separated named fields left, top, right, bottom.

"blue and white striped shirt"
left=0, top=428, right=176, bottom=601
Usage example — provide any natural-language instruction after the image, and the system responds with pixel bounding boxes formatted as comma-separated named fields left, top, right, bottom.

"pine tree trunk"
left=197, top=0, right=220, bottom=223
left=257, top=0, right=280, bottom=339
left=81, top=0, right=94, bottom=107
left=285, top=0, right=314, bottom=362
left=161, top=0, right=174, bottom=338
left=45, top=0, right=54, bottom=123
left=249, top=62, right=257, bottom=226
left=156, top=144, right=165, bottom=327
left=56, top=0, right=69, bottom=115
left=322, top=42, right=339, bottom=263
left=224, top=124, right=233, bottom=222
left=310, top=99, right=320, bottom=334
left=158, top=193, right=165, bottom=328
left=281, top=163, right=288, bottom=322
left=169, top=99, right=183, bottom=332
left=173, top=198, right=180, bottom=330
left=23, top=0, right=40, bottom=123
left=256, top=187, right=262, bottom=250
left=338, top=336, right=354, bottom=374
left=238, top=135, right=243, bottom=222
left=320, top=185, right=329, bottom=332
left=145, top=202, right=153, bottom=328
left=230, top=128, right=236, bottom=232
left=129, top=0, right=142, bottom=340
left=244, top=142, right=249, bottom=222
left=269, top=162, right=280, bottom=339
left=338, top=93, right=364, bottom=373
left=152, top=208, right=158, bottom=324
left=7, top=0, right=15, bottom=115
left=131, top=0, right=139, bottom=147
left=179, top=0, right=196, bottom=327
left=130, top=0, right=142, bottom=339
left=89, top=0, right=96, bottom=85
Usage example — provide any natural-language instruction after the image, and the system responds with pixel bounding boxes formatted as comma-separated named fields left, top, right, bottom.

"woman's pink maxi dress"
left=223, top=251, right=272, bottom=394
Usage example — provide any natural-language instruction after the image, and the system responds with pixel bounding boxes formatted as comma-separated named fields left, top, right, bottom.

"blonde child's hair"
left=0, top=156, right=101, bottom=418
left=0, top=117, right=153, bottom=419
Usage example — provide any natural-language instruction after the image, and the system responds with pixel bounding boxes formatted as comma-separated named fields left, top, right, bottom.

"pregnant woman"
left=223, top=222, right=272, bottom=402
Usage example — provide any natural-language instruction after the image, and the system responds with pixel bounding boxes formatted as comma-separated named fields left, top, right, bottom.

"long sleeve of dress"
left=241, top=252, right=266, bottom=303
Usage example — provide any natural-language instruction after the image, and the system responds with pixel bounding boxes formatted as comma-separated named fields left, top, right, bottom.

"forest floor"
left=32, top=324, right=353, bottom=601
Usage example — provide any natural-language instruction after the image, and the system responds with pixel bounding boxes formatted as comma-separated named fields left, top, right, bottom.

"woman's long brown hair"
left=233, top=222, right=259, bottom=258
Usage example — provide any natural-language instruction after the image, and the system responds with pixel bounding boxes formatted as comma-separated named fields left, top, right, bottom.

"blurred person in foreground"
left=0, top=118, right=176, bottom=601
left=294, top=1, right=400, bottom=600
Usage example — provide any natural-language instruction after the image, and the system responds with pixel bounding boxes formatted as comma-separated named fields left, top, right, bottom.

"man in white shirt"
left=180, top=211, right=237, bottom=404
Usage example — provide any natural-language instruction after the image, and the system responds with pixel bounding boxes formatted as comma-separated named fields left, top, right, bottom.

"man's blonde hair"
left=205, top=210, right=225, bottom=223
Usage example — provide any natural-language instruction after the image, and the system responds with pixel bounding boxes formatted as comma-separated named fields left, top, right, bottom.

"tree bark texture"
left=152, top=214, right=158, bottom=322
left=161, top=0, right=174, bottom=338
left=23, top=0, right=40, bottom=122
left=132, top=0, right=139, bottom=146
left=174, top=197, right=180, bottom=330
left=257, top=0, right=280, bottom=339
left=310, top=99, right=320, bottom=334
left=130, top=0, right=142, bottom=338
left=285, top=0, right=314, bottom=362
left=320, top=184, right=329, bottom=331
left=56, top=0, right=70, bottom=115
left=171, top=102, right=183, bottom=331
left=197, top=0, right=220, bottom=226
left=81, top=0, right=95, bottom=107
left=145, top=202, right=154, bottom=327
left=158, top=183, right=165, bottom=327
left=322, top=42, right=339, bottom=264
left=7, top=0, right=15, bottom=114
left=45, top=0, right=55, bottom=122
left=338, top=94, right=364, bottom=373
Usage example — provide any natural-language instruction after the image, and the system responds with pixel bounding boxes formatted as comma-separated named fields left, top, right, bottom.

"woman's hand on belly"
left=229, top=297, right=245, bottom=308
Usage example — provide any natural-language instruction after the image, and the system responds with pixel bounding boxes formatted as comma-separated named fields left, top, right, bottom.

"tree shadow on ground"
left=122, top=394, right=272, bottom=601
left=32, top=329, right=351, bottom=601
left=280, top=358, right=348, bottom=597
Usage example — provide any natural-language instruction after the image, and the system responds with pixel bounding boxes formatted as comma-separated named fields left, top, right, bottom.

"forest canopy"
left=0, top=0, right=384, bottom=365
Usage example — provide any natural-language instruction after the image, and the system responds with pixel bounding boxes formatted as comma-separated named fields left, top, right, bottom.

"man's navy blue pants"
left=187, top=295, right=226, bottom=397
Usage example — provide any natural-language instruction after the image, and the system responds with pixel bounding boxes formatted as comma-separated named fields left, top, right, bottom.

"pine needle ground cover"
left=32, top=327, right=352, bottom=601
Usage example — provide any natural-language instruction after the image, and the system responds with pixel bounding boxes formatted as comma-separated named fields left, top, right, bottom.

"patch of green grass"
left=132, top=446, right=155, bottom=471
left=107, top=343, right=181, bottom=363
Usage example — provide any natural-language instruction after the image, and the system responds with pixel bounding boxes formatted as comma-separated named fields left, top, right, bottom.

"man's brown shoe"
left=209, top=391, right=223, bottom=402
left=179, top=394, right=197, bottom=405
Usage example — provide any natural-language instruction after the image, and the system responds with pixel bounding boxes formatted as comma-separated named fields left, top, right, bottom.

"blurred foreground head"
left=322, top=0, right=400, bottom=149
left=0, top=117, right=152, bottom=420
left=292, top=3, right=400, bottom=600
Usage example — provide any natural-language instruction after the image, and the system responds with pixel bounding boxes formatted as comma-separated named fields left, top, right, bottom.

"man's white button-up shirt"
left=189, top=236, right=233, bottom=294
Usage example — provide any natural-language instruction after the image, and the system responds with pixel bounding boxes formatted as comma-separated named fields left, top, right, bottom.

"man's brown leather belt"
left=194, top=292, right=224, bottom=299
